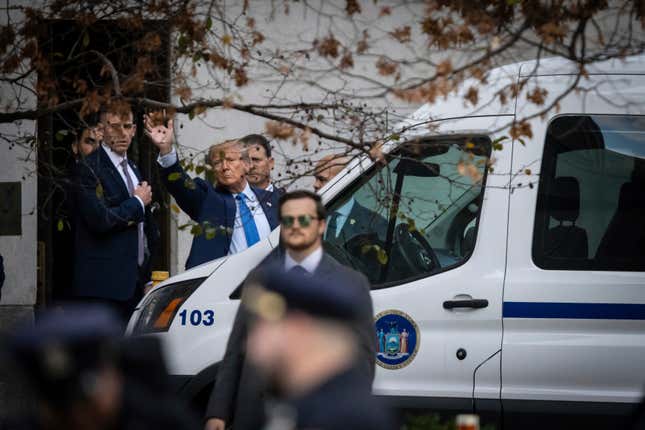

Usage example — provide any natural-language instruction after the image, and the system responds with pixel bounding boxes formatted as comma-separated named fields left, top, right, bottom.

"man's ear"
left=242, top=158, right=251, bottom=174
left=318, top=219, right=327, bottom=236
left=71, top=142, right=79, bottom=156
left=269, top=158, right=275, bottom=170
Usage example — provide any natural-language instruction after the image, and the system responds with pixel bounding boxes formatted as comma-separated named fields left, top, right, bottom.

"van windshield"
left=324, top=136, right=492, bottom=287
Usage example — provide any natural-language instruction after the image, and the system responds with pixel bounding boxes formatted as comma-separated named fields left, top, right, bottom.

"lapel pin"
left=267, top=202, right=272, bottom=207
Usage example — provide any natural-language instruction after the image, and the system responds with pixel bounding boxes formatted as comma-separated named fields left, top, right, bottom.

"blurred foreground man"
left=245, top=269, right=396, bottom=430
left=3, top=305, right=199, bottom=430
left=205, top=190, right=375, bottom=430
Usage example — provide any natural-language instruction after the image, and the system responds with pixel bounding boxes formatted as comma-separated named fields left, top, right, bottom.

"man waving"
left=145, top=114, right=279, bottom=269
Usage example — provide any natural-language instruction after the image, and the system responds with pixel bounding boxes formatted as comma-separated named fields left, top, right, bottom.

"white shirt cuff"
left=134, top=196, right=145, bottom=214
left=157, top=148, right=178, bottom=168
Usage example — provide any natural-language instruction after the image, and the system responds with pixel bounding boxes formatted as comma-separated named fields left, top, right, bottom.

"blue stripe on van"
left=503, top=302, right=645, bottom=320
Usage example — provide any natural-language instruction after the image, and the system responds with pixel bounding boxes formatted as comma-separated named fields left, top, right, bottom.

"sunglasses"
left=280, top=214, right=319, bottom=228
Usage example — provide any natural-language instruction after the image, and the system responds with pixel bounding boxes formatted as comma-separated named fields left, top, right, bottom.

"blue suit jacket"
left=73, top=146, right=159, bottom=301
left=160, top=160, right=280, bottom=269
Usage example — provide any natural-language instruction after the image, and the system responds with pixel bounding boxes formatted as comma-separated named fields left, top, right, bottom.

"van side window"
left=533, top=115, right=645, bottom=271
left=324, top=136, right=491, bottom=288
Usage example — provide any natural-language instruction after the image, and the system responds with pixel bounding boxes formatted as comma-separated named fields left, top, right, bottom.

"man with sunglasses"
left=72, top=100, right=159, bottom=321
left=204, top=190, right=375, bottom=430
left=145, top=113, right=280, bottom=269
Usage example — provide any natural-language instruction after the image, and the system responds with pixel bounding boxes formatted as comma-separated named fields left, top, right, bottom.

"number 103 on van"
left=178, top=309, right=214, bottom=326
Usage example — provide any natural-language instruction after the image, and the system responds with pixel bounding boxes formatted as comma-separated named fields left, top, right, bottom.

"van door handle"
left=443, top=299, right=489, bottom=310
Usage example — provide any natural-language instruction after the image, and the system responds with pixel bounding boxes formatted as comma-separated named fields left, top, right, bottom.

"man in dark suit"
left=73, top=100, right=159, bottom=321
left=0, top=254, right=4, bottom=300
left=325, top=196, right=389, bottom=283
left=54, top=120, right=102, bottom=303
left=144, top=116, right=280, bottom=269
left=204, top=190, right=375, bottom=430
left=239, top=134, right=285, bottom=194
left=326, top=197, right=388, bottom=245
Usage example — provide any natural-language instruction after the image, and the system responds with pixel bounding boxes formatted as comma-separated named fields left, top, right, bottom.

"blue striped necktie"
left=236, top=194, right=260, bottom=247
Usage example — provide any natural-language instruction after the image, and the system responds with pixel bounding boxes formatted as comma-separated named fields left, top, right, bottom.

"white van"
left=127, top=55, right=645, bottom=427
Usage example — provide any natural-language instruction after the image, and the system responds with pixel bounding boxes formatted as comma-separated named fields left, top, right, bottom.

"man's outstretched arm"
left=145, top=113, right=207, bottom=220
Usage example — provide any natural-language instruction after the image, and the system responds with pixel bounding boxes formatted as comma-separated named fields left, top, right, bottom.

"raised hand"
left=144, top=110, right=175, bottom=155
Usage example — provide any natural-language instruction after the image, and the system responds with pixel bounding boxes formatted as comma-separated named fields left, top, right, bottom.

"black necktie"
left=325, top=211, right=341, bottom=241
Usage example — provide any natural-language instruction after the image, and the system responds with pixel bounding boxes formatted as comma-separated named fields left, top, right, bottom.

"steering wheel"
left=394, top=223, right=440, bottom=273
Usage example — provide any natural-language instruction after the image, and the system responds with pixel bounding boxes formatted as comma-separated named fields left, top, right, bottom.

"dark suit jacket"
left=333, top=200, right=388, bottom=244
left=205, top=247, right=375, bottom=430
left=289, top=364, right=395, bottom=430
left=0, top=254, right=4, bottom=300
left=160, top=161, right=280, bottom=269
left=72, top=146, right=159, bottom=301
left=326, top=200, right=389, bottom=283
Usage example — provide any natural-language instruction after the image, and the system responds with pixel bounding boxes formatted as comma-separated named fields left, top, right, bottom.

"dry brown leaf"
left=376, top=57, right=398, bottom=76
left=390, top=26, right=411, bottom=43
left=265, top=121, right=295, bottom=139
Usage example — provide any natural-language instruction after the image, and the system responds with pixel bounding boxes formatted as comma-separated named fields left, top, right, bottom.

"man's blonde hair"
left=206, top=139, right=250, bottom=166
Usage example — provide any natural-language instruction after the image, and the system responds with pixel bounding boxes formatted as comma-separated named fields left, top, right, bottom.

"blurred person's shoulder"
left=295, top=365, right=395, bottom=430
left=320, top=251, right=369, bottom=284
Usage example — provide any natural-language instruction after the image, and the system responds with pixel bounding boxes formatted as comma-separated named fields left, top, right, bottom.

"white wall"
left=0, top=120, right=37, bottom=330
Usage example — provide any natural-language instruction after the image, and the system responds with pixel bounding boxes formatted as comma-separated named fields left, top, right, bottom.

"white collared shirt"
left=325, top=198, right=355, bottom=238
left=229, top=182, right=272, bottom=255
left=284, top=246, right=323, bottom=274
left=157, top=147, right=178, bottom=168
left=265, top=183, right=274, bottom=192
left=102, top=144, right=144, bottom=213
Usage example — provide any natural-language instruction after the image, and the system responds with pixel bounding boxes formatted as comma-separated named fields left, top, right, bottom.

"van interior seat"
left=595, top=180, right=645, bottom=268
left=544, top=176, right=589, bottom=260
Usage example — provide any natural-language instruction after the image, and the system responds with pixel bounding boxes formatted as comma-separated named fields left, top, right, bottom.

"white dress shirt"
left=284, top=246, right=323, bottom=274
left=102, top=144, right=145, bottom=213
left=229, top=183, right=272, bottom=255
left=157, top=147, right=178, bottom=168
left=265, top=183, right=274, bottom=192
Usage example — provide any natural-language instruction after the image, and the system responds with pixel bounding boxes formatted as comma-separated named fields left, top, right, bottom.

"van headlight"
left=132, top=277, right=207, bottom=334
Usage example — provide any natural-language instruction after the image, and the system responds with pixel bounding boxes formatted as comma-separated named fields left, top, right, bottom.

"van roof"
left=517, top=53, right=645, bottom=77
left=398, top=53, right=645, bottom=134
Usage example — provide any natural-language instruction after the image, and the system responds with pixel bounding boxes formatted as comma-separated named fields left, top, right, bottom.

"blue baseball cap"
left=244, top=268, right=367, bottom=322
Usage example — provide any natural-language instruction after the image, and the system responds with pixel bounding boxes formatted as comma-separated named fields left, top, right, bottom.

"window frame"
left=325, top=134, right=493, bottom=290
